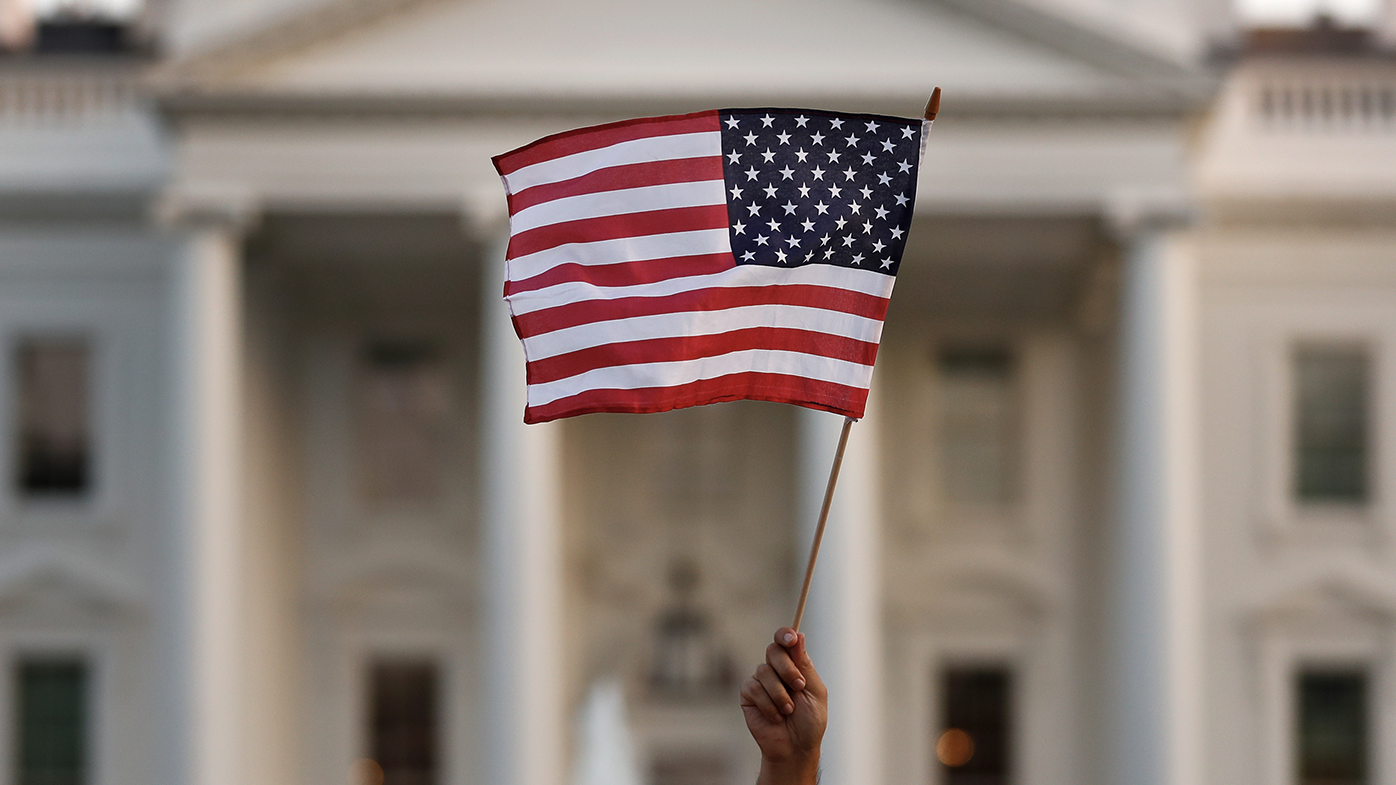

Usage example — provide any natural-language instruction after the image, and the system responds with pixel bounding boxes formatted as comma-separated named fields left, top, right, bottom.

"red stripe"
left=522, top=372, right=869, bottom=424
left=509, top=157, right=725, bottom=214
left=507, top=204, right=730, bottom=259
left=527, top=328, right=879, bottom=385
left=513, top=283, right=891, bottom=339
left=505, top=253, right=735, bottom=296
left=493, top=111, right=720, bottom=177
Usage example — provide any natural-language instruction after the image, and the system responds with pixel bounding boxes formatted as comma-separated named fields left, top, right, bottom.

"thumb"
left=789, top=632, right=826, bottom=698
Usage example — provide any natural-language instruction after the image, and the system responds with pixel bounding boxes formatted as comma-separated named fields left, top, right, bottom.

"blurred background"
left=0, top=0, right=1393, bottom=784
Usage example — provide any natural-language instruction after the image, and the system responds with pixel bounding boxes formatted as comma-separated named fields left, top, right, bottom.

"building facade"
left=1, top=1, right=1395, bottom=785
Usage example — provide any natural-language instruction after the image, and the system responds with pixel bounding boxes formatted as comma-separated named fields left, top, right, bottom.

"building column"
left=796, top=402, right=884, bottom=785
left=480, top=229, right=565, bottom=785
left=165, top=222, right=246, bottom=785
left=1107, top=222, right=1201, bottom=785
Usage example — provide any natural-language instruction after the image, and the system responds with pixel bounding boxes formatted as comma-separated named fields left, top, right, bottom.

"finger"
left=766, top=642, right=806, bottom=692
left=755, top=663, right=794, bottom=714
left=789, top=632, right=827, bottom=698
left=775, top=626, right=799, bottom=649
left=741, top=675, right=783, bottom=723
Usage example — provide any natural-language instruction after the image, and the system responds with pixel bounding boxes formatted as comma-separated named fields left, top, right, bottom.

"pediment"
left=0, top=552, right=142, bottom=615
left=1244, top=571, right=1396, bottom=626
left=161, top=0, right=1205, bottom=111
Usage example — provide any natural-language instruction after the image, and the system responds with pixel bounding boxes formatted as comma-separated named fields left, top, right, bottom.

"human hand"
left=740, top=627, right=827, bottom=785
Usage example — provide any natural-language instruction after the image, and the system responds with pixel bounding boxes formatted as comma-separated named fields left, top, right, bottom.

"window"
left=1294, top=346, right=1368, bottom=505
left=16, top=658, right=88, bottom=785
left=1297, top=669, right=1367, bottom=785
left=14, top=339, right=91, bottom=497
left=937, top=348, right=1018, bottom=506
left=357, top=341, right=453, bottom=505
left=368, top=660, right=438, bottom=785
left=936, top=666, right=1011, bottom=785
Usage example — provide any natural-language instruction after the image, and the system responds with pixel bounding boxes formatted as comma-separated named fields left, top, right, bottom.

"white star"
left=841, top=234, right=855, bottom=246
left=776, top=248, right=788, bottom=263
left=734, top=221, right=747, bottom=235
left=872, top=239, right=886, bottom=252
left=829, top=118, right=844, bottom=129
left=865, top=120, right=880, bottom=133
left=763, top=184, right=779, bottom=199
left=877, top=173, right=893, bottom=186
left=845, top=134, right=861, bottom=147
left=881, top=257, right=894, bottom=269
left=742, top=250, right=756, bottom=261
left=729, top=184, right=743, bottom=200
left=786, top=235, right=801, bottom=248
left=820, top=234, right=831, bottom=245
left=745, top=167, right=759, bottom=181
left=795, top=115, right=809, bottom=127
left=779, top=166, right=795, bottom=180
left=756, top=235, right=770, bottom=246
left=761, top=148, right=776, bottom=163
left=814, top=201, right=830, bottom=215
left=898, top=160, right=912, bottom=173
left=901, top=126, right=915, bottom=139
left=794, top=148, right=809, bottom=162
left=776, top=131, right=792, bottom=145
left=761, top=114, right=775, bottom=127
left=801, top=218, right=816, bottom=232
left=874, top=206, right=890, bottom=220
left=805, top=251, right=815, bottom=262
left=810, top=166, right=825, bottom=181
left=890, top=227, right=905, bottom=240
left=894, top=193, right=909, bottom=207
left=836, top=217, right=849, bottom=230
left=798, top=183, right=811, bottom=198
left=862, top=221, right=873, bottom=234
left=861, top=152, right=876, bottom=166
left=727, top=151, right=742, bottom=164
left=826, top=150, right=841, bottom=164
left=782, top=201, right=798, bottom=215
left=810, top=131, right=825, bottom=145
left=744, top=132, right=759, bottom=146
left=828, top=185, right=843, bottom=199
left=849, top=201, right=862, bottom=214
left=880, top=139, right=896, bottom=153
left=824, top=247, right=835, bottom=259
left=843, top=167, right=857, bottom=181
left=767, top=218, right=781, bottom=232
left=852, top=253, right=865, bottom=265
left=859, top=186, right=873, bottom=199
left=747, top=204, right=762, bottom=216
left=725, top=116, right=740, bottom=129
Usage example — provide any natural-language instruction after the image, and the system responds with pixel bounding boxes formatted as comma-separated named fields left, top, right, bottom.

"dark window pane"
left=1295, top=347, right=1368, bottom=503
left=937, top=666, right=1011, bottom=785
left=17, top=659, right=87, bottom=785
left=16, top=339, right=91, bottom=496
left=1298, top=670, right=1367, bottom=785
left=357, top=341, right=452, bottom=504
left=370, top=660, right=438, bottom=785
left=938, top=348, right=1017, bottom=505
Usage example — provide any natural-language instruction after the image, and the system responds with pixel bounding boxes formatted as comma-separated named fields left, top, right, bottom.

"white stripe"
left=527, top=349, right=874, bottom=408
left=509, top=180, right=726, bottom=234
left=507, top=229, right=732, bottom=283
left=504, top=131, right=723, bottom=193
left=508, top=263, right=896, bottom=316
left=520, top=303, right=884, bottom=361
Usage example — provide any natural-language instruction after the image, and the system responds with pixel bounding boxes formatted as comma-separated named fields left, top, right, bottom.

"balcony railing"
left=1254, top=71, right=1396, bottom=131
left=0, top=63, right=144, bottom=125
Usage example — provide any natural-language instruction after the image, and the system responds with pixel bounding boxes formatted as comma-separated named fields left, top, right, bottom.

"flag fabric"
left=493, top=107, right=928, bottom=424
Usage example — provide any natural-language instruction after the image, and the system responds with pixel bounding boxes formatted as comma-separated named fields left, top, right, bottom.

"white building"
left=1, top=1, right=1395, bottom=784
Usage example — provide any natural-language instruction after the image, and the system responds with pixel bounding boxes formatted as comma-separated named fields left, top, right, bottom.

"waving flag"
left=494, top=107, right=928, bottom=424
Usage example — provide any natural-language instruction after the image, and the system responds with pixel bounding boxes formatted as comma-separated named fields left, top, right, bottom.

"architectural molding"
left=0, top=550, right=143, bottom=614
left=1243, top=571, right=1396, bottom=626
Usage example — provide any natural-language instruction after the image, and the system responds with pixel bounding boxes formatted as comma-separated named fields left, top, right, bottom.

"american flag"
left=493, top=107, right=927, bottom=424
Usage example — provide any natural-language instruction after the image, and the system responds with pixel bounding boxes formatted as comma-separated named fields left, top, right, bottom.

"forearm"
left=757, top=752, right=819, bottom=785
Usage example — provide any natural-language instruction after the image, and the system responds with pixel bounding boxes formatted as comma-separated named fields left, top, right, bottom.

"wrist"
left=758, top=750, right=820, bottom=785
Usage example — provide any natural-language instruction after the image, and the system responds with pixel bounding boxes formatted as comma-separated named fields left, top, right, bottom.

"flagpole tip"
left=924, top=87, right=942, bottom=122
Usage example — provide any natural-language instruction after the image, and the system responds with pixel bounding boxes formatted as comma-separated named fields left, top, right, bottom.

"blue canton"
left=718, top=109, right=921, bottom=276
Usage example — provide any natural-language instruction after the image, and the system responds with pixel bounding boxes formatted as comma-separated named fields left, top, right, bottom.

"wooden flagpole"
left=791, top=415, right=855, bottom=632
left=789, top=89, right=941, bottom=633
